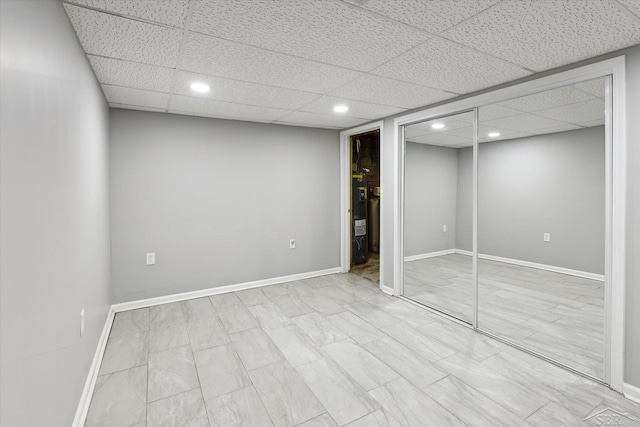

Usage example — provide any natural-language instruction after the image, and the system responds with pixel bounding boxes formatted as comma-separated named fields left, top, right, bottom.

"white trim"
left=112, top=267, right=341, bottom=312
left=72, top=307, right=116, bottom=427
left=339, top=121, right=385, bottom=291
left=623, top=383, right=640, bottom=404
left=380, top=285, right=394, bottom=296
left=393, top=56, right=627, bottom=391
left=404, top=249, right=455, bottom=262
left=454, top=249, right=605, bottom=282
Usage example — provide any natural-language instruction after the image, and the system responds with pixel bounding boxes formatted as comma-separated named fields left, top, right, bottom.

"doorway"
left=349, top=129, right=381, bottom=284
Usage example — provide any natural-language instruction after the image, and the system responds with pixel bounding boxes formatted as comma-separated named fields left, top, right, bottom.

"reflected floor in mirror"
left=86, top=273, right=635, bottom=427
left=404, top=254, right=604, bottom=379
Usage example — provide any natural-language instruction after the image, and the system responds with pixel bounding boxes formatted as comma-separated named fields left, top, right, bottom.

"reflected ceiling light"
left=333, top=105, right=349, bottom=113
left=190, top=82, right=210, bottom=93
left=431, top=123, right=445, bottom=130
left=488, top=132, right=501, bottom=138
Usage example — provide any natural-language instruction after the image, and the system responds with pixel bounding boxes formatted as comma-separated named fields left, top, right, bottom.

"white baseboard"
left=623, top=382, right=640, bottom=403
left=404, top=249, right=455, bottom=263
left=380, top=284, right=395, bottom=296
left=72, top=307, right=116, bottom=427
left=453, top=249, right=604, bottom=282
left=111, top=267, right=342, bottom=313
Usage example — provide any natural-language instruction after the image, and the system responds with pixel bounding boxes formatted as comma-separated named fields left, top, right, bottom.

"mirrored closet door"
left=401, top=76, right=609, bottom=381
left=402, top=110, right=474, bottom=323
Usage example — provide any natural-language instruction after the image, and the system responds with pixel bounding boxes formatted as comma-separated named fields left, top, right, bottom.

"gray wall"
left=0, top=1, right=112, bottom=426
left=624, top=44, right=640, bottom=389
left=455, top=147, right=474, bottom=251
left=404, top=142, right=458, bottom=257
left=110, top=110, right=340, bottom=303
left=467, top=127, right=605, bottom=274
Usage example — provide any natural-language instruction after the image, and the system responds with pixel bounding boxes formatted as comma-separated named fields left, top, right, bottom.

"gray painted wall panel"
left=110, top=110, right=340, bottom=303
left=0, top=1, right=111, bottom=425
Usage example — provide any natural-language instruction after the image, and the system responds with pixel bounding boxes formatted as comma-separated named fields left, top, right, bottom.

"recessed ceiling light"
left=333, top=105, right=349, bottom=113
left=488, top=132, right=501, bottom=138
left=431, top=123, right=445, bottom=130
left=190, top=82, right=210, bottom=93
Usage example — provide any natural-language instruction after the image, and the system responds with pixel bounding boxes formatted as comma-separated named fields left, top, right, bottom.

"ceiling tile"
left=373, top=37, right=531, bottom=93
left=330, top=74, right=455, bottom=109
left=102, top=85, right=169, bottom=109
left=188, top=0, right=431, bottom=72
left=408, top=133, right=471, bottom=147
left=174, top=71, right=320, bottom=111
left=180, top=32, right=362, bottom=94
left=353, top=0, right=501, bottom=34
left=110, top=104, right=166, bottom=113
left=441, top=0, right=640, bottom=71
left=88, top=56, right=174, bottom=92
left=479, top=131, right=535, bottom=143
left=573, top=78, right=606, bottom=99
left=497, top=86, right=595, bottom=112
left=482, top=113, right=571, bottom=133
left=64, top=0, right=189, bottom=28
left=579, top=119, right=606, bottom=128
left=617, top=0, right=640, bottom=18
left=530, top=124, right=583, bottom=135
left=169, top=96, right=291, bottom=122
left=300, top=96, right=406, bottom=120
left=405, top=116, right=473, bottom=138
left=63, top=4, right=181, bottom=67
left=533, top=99, right=605, bottom=124
left=275, top=111, right=367, bottom=129
left=478, top=104, right=525, bottom=121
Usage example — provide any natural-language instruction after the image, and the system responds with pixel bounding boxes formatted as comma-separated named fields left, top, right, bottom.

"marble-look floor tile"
left=229, top=327, right=283, bottom=370
left=110, top=308, right=150, bottom=337
left=297, top=292, right=347, bottom=315
left=249, top=360, right=325, bottom=427
left=292, top=312, right=348, bottom=347
left=148, top=345, right=199, bottom=402
left=368, top=377, right=466, bottom=427
left=298, top=413, right=338, bottom=427
left=344, top=301, right=401, bottom=329
left=322, top=340, right=398, bottom=391
left=363, top=338, right=448, bottom=389
left=248, top=303, right=292, bottom=330
left=181, top=297, right=216, bottom=322
left=195, top=344, right=251, bottom=400
left=206, top=386, right=273, bottom=427
left=210, top=293, right=259, bottom=333
left=147, top=388, right=208, bottom=427
left=381, top=322, right=456, bottom=362
left=99, top=331, right=149, bottom=375
left=436, top=352, right=549, bottom=419
left=235, top=288, right=270, bottom=307
left=345, top=410, right=401, bottom=427
left=187, top=316, right=230, bottom=351
left=297, top=358, right=379, bottom=425
left=150, top=302, right=185, bottom=323
left=266, top=325, right=323, bottom=367
left=261, top=283, right=292, bottom=297
left=149, top=317, right=190, bottom=353
left=377, top=300, right=439, bottom=328
left=268, top=294, right=315, bottom=317
left=86, top=366, right=147, bottom=427
left=423, top=375, right=528, bottom=427
left=418, top=320, right=501, bottom=361
left=327, top=311, right=386, bottom=345
left=313, top=285, right=360, bottom=305
left=525, top=401, right=586, bottom=426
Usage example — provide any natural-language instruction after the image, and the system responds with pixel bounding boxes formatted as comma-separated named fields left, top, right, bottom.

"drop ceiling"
left=62, top=0, right=640, bottom=130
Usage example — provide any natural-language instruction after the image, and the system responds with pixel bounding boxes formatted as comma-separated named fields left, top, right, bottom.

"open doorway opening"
left=349, top=129, right=380, bottom=284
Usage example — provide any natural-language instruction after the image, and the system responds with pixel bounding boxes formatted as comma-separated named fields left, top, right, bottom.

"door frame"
left=393, top=56, right=627, bottom=391
left=339, top=121, right=388, bottom=293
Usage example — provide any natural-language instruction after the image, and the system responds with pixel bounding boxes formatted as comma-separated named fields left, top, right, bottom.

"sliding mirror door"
left=477, top=77, right=607, bottom=379
left=403, top=111, right=474, bottom=323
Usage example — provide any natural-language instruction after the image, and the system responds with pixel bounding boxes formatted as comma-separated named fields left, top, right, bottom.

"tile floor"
left=85, top=273, right=639, bottom=426
left=404, top=254, right=604, bottom=379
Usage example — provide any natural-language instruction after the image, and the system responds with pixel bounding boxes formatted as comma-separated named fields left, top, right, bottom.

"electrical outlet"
left=543, top=233, right=551, bottom=243
left=443, top=225, right=447, bottom=232
left=80, top=309, right=85, bottom=337
left=289, top=239, right=296, bottom=249
left=146, top=252, right=156, bottom=265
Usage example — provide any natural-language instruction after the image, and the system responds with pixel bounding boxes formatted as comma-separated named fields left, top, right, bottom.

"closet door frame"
left=392, top=56, right=626, bottom=391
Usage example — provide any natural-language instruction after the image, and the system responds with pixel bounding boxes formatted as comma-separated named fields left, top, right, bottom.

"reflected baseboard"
left=454, top=249, right=604, bottom=282
left=404, top=249, right=456, bottom=262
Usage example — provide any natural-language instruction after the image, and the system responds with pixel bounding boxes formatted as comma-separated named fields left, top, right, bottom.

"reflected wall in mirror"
left=403, top=111, right=473, bottom=322
left=476, top=77, right=606, bottom=379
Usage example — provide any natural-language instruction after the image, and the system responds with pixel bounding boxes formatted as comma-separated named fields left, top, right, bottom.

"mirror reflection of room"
left=403, top=111, right=474, bottom=322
